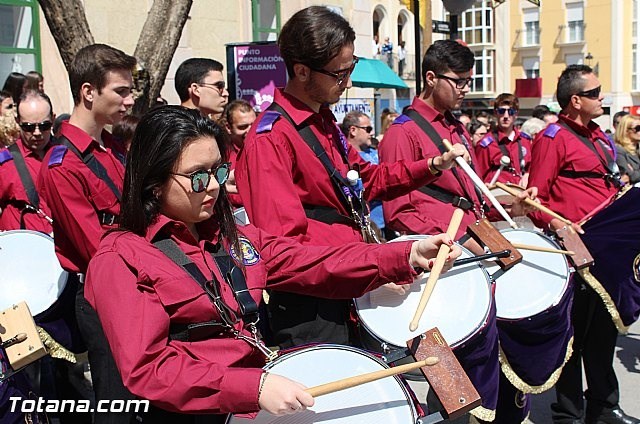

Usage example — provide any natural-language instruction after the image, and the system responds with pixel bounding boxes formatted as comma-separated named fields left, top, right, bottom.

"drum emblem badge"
left=633, top=253, right=640, bottom=283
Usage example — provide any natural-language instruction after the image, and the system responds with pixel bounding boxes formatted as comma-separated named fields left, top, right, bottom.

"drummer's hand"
left=380, top=282, right=411, bottom=295
left=258, top=373, right=314, bottom=415
left=510, top=186, right=538, bottom=217
left=519, top=173, right=530, bottom=189
left=225, top=169, right=239, bottom=194
left=432, top=143, right=470, bottom=171
left=409, top=233, right=462, bottom=273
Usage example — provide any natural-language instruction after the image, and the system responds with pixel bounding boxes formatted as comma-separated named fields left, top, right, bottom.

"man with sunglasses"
left=474, top=93, right=531, bottom=187
left=37, top=44, right=138, bottom=424
left=236, top=7, right=467, bottom=349
left=528, top=65, right=638, bottom=424
left=175, top=58, right=229, bottom=122
left=0, top=90, right=53, bottom=233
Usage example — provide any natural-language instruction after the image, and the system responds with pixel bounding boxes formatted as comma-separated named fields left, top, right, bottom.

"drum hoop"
left=354, top=239, right=494, bottom=349
left=496, top=228, right=571, bottom=320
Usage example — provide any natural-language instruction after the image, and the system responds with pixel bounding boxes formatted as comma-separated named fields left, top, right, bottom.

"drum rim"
left=262, top=344, right=417, bottom=420
left=354, top=239, right=494, bottom=349
left=495, top=228, right=571, bottom=321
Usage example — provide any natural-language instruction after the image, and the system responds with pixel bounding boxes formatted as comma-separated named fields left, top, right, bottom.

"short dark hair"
left=341, top=111, right=367, bottom=134
left=467, top=120, right=487, bottom=136
left=421, top=40, right=475, bottom=85
left=278, top=6, right=355, bottom=78
left=174, top=58, right=224, bottom=102
left=2, top=72, right=27, bottom=103
left=112, top=115, right=140, bottom=144
left=612, top=110, right=629, bottom=126
left=494, top=93, right=519, bottom=111
left=25, top=71, right=43, bottom=91
left=556, top=64, right=593, bottom=110
left=69, top=44, right=136, bottom=105
left=531, top=105, right=551, bottom=120
left=16, top=89, right=53, bottom=120
left=225, top=99, right=254, bottom=125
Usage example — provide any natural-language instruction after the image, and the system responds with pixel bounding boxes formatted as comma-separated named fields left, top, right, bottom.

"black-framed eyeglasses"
left=576, top=86, right=601, bottom=99
left=310, top=56, right=359, bottom=85
left=436, top=74, right=473, bottom=89
left=354, top=125, right=373, bottom=133
left=630, top=125, right=640, bottom=133
left=19, top=120, right=53, bottom=133
left=495, top=107, right=517, bottom=116
left=198, top=80, right=226, bottom=94
left=171, top=162, right=231, bottom=193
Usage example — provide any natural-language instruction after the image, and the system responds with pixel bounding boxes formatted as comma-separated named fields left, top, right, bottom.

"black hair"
left=421, top=40, right=475, bottom=86
left=119, top=106, right=242, bottom=258
left=174, top=58, right=224, bottom=102
left=278, top=6, right=355, bottom=78
left=2, top=72, right=27, bottom=103
left=556, top=64, right=593, bottom=110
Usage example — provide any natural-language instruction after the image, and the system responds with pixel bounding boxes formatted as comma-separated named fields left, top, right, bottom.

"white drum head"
left=227, top=345, right=416, bottom=423
left=0, top=230, right=68, bottom=316
left=493, top=229, right=570, bottom=320
left=355, top=235, right=492, bottom=348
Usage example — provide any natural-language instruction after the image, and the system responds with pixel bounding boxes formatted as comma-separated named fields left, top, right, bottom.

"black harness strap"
left=416, top=185, right=474, bottom=210
left=7, top=144, right=39, bottom=208
left=494, top=134, right=525, bottom=174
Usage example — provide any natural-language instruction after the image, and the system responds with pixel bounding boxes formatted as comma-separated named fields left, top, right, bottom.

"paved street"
left=408, top=319, right=640, bottom=423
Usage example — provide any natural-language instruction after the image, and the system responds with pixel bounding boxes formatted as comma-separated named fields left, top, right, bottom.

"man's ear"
left=293, top=63, right=310, bottom=82
left=81, top=82, right=94, bottom=103
left=424, top=70, right=437, bottom=88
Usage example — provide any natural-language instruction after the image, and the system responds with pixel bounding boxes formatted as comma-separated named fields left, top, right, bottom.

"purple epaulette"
left=543, top=123, right=562, bottom=139
left=520, top=132, right=532, bottom=141
left=392, top=114, right=412, bottom=125
left=0, top=149, right=12, bottom=165
left=48, top=144, right=68, bottom=167
left=478, top=134, right=495, bottom=148
left=256, top=111, right=281, bottom=134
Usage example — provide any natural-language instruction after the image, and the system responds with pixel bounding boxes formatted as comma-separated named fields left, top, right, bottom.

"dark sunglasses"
left=495, top=107, right=517, bottom=116
left=310, top=56, right=359, bottom=85
left=19, top=120, right=53, bottom=133
left=630, top=125, right=640, bottom=133
left=354, top=125, right=373, bottom=133
left=171, top=162, right=231, bottom=193
left=436, top=74, right=473, bottom=89
left=198, top=80, right=226, bottom=93
left=576, top=86, right=601, bottom=99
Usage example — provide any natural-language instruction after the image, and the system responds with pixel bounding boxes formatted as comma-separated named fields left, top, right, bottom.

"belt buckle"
left=453, top=197, right=471, bottom=210
left=102, top=213, right=116, bottom=226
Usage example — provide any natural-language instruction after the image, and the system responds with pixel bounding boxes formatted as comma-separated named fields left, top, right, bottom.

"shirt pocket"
left=89, top=184, right=119, bottom=213
left=152, top=276, right=212, bottom=320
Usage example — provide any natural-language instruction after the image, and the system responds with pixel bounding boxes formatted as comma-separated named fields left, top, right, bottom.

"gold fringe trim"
left=36, top=326, right=77, bottom=363
left=498, top=337, right=574, bottom=394
left=470, top=405, right=496, bottom=422
left=577, top=269, right=630, bottom=334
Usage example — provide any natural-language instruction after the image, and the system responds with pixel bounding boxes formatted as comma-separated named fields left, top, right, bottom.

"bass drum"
left=0, top=230, right=68, bottom=320
left=226, top=345, right=419, bottom=424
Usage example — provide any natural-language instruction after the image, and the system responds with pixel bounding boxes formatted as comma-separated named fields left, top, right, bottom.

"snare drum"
left=354, top=235, right=500, bottom=420
left=0, top=230, right=68, bottom=320
left=491, top=228, right=574, bottom=392
left=226, top=345, right=420, bottom=424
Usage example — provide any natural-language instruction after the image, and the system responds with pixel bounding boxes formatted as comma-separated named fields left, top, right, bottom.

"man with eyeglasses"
left=0, top=89, right=53, bottom=233
left=175, top=58, right=229, bottom=123
left=237, top=7, right=467, bottom=349
left=474, top=93, right=532, bottom=187
left=37, top=44, right=138, bottom=424
left=528, top=65, right=639, bottom=424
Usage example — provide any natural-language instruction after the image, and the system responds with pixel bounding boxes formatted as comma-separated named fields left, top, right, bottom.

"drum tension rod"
left=453, top=250, right=511, bottom=267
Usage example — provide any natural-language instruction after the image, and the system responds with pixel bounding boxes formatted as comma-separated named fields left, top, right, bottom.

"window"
left=566, top=2, right=584, bottom=43
left=251, top=0, right=280, bottom=42
left=455, top=1, right=493, bottom=46
left=523, top=57, right=539, bottom=79
left=472, top=48, right=494, bottom=93
left=523, top=8, right=540, bottom=46
left=0, top=0, right=41, bottom=78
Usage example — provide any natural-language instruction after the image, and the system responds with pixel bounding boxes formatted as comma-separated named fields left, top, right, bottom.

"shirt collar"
left=16, top=137, right=50, bottom=160
left=59, top=121, right=118, bottom=154
left=145, top=214, right=221, bottom=245
left=559, top=113, right=601, bottom=137
left=274, top=88, right=337, bottom=127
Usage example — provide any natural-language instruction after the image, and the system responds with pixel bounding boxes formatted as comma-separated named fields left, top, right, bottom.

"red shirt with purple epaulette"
left=474, top=128, right=532, bottom=185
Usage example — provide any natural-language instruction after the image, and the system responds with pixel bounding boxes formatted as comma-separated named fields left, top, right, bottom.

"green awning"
left=350, top=57, right=409, bottom=89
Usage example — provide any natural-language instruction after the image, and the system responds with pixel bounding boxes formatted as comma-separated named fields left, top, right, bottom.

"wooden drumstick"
left=510, top=242, right=575, bottom=255
left=441, top=139, right=518, bottom=229
left=409, top=208, right=464, bottom=332
left=306, top=356, right=439, bottom=397
left=495, top=182, right=573, bottom=226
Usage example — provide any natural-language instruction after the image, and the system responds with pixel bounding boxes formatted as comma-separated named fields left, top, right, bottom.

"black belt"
left=417, top=185, right=474, bottom=211
left=303, top=205, right=357, bottom=226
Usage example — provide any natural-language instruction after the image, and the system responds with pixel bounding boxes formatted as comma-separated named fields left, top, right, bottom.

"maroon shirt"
left=0, top=140, right=53, bottom=233
left=474, top=128, right=532, bottom=185
left=227, top=143, right=244, bottom=207
left=85, top=214, right=416, bottom=414
left=527, top=114, right=619, bottom=227
left=236, top=89, right=437, bottom=246
left=379, top=97, right=485, bottom=240
left=37, top=121, right=125, bottom=273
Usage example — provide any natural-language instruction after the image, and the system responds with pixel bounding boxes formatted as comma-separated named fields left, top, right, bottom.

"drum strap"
left=152, top=236, right=259, bottom=342
left=494, top=134, right=525, bottom=175
left=416, top=185, right=474, bottom=211
left=7, top=144, right=39, bottom=209
left=56, top=135, right=122, bottom=202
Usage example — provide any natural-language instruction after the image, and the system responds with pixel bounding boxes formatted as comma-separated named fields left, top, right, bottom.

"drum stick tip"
left=409, top=321, right=419, bottom=332
left=423, top=356, right=439, bottom=366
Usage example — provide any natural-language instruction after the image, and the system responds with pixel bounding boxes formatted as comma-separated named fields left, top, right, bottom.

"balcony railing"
left=556, top=22, right=586, bottom=46
left=373, top=52, right=417, bottom=81
left=513, top=28, right=541, bottom=49
left=515, top=78, right=543, bottom=98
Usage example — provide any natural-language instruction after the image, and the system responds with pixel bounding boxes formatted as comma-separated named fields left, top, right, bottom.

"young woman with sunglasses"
left=614, top=114, right=640, bottom=185
left=84, top=106, right=461, bottom=422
